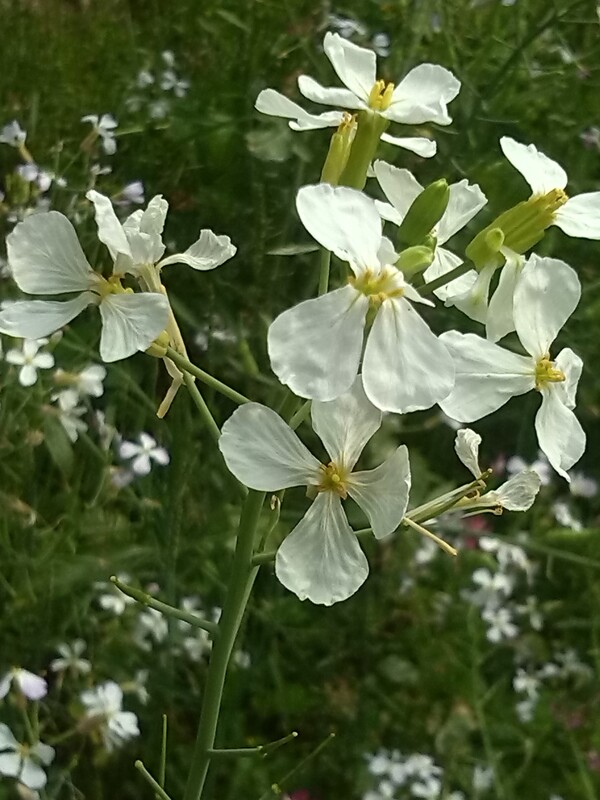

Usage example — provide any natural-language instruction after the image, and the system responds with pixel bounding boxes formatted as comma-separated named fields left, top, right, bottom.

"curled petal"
left=322, top=32, right=376, bottom=102
left=99, top=292, right=169, bottom=362
left=535, top=389, right=586, bottom=481
left=447, top=262, right=496, bottom=324
left=268, top=286, right=368, bottom=401
left=436, top=179, right=487, bottom=244
left=86, top=190, right=132, bottom=264
left=500, top=137, right=567, bottom=195
left=297, top=75, right=365, bottom=110
left=255, top=89, right=344, bottom=130
left=379, top=133, right=437, bottom=157
left=159, top=230, right=236, bottom=271
left=219, top=403, right=321, bottom=491
left=388, top=64, right=460, bottom=125
left=455, top=428, right=482, bottom=478
left=275, top=493, right=369, bottom=605
left=494, top=470, right=541, bottom=511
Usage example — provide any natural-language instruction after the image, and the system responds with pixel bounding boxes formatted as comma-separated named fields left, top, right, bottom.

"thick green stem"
left=183, top=490, right=265, bottom=800
left=165, top=347, right=251, bottom=406
left=339, top=111, right=388, bottom=190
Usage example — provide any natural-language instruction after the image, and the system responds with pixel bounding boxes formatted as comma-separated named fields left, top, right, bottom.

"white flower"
left=219, top=378, right=411, bottom=605
left=80, top=681, right=139, bottom=751
left=119, top=432, right=169, bottom=476
left=256, top=32, right=460, bottom=157
left=0, top=724, right=54, bottom=790
left=160, top=69, right=189, bottom=97
left=136, top=69, right=155, bottom=88
left=0, top=668, right=47, bottom=701
left=482, top=606, right=518, bottom=642
left=95, top=574, right=136, bottom=615
left=0, top=120, right=26, bottom=147
left=50, top=640, right=91, bottom=675
left=53, top=390, right=88, bottom=442
left=440, top=254, right=585, bottom=480
left=569, top=471, right=598, bottom=498
left=479, top=537, right=531, bottom=574
left=0, top=211, right=170, bottom=362
left=501, top=136, right=600, bottom=240
left=81, top=114, right=118, bottom=155
left=552, top=500, right=583, bottom=531
left=134, top=607, right=169, bottom=650
left=472, top=764, right=494, bottom=792
left=373, top=160, right=487, bottom=301
left=268, top=184, right=454, bottom=413
left=469, top=568, right=513, bottom=610
left=117, top=181, right=145, bottom=205
left=54, top=364, right=106, bottom=399
left=5, top=338, right=54, bottom=386
left=513, top=667, right=540, bottom=699
left=328, top=14, right=368, bottom=38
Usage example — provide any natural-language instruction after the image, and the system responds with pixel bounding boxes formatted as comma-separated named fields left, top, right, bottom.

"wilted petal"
left=455, top=428, right=482, bottom=477
left=268, top=285, right=368, bottom=401
left=255, top=89, right=343, bottom=130
left=297, top=75, right=365, bottom=110
left=439, top=331, right=533, bottom=422
left=86, top=190, right=132, bottom=263
left=373, top=160, right=422, bottom=221
left=139, top=195, right=169, bottom=237
left=275, top=493, right=369, bottom=605
left=486, top=250, right=524, bottom=343
left=436, top=179, right=487, bottom=244
left=423, top=247, right=477, bottom=303
left=159, top=230, right=236, bottom=270
left=219, top=403, right=321, bottom=490
left=311, top=376, right=381, bottom=469
left=296, top=184, right=382, bottom=272
left=513, top=254, right=580, bottom=359
left=348, top=445, right=410, bottom=539
left=0, top=294, right=96, bottom=339
left=363, top=297, right=454, bottom=413
left=553, top=192, right=600, bottom=239
left=323, top=32, right=376, bottom=102
left=378, top=133, right=437, bottom=157
left=535, top=389, right=585, bottom=480
left=7, top=212, right=94, bottom=295
left=494, top=470, right=541, bottom=511
left=387, top=64, right=460, bottom=125
left=500, top=137, right=567, bottom=195
left=99, top=292, right=169, bottom=362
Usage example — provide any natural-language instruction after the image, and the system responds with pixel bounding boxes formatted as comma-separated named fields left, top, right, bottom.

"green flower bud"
left=396, top=179, right=450, bottom=247
left=466, top=226, right=505, bottom=270
left=396, top=245, right=435, bottom=278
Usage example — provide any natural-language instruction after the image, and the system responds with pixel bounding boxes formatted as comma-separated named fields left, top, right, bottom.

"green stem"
left=183, top=490, right=265, bottom=800
left=419, top=262, right=472, bottom=296
left=183, top=373, right=221, bottom=444
left=252, top=549, right=277, bottom=566
left=165, top=347, right=251, bottom=406
left=339, top=111, right=387, bottom=190
left=135, top=761, right=174, bottom=800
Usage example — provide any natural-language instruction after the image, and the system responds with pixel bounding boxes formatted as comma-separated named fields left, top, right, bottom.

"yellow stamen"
left=349, top=267, right=404, bottom=308
left=317, top=462, right=349, bottom=499
left=367, top=80, right=395, bottom=111
left=535, top=356, right=565, bottom=390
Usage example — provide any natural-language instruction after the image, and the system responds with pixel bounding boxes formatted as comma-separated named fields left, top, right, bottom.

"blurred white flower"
left=328, top=14, right=368, bottom=38
left=469, top=568, right=513, bottom=609
left=136, top=69, right=155, bottom=88
left=50, top=640, right=91, bottom=675
left=53, top=390, right=87, bottom=442
left=81, top=113, right=118, bottom=155
left=117, top=180, right=145, bottom=205
left=0, top=724, right=54, bottom=790
left=569, top=471, right=598, bottom=498
left=119, top=433, right=169, bottom=476
left=552, top=500, right=583, bottom=531
left=122, top=669, right=150, bottom=705
left=54, top=364, right=106, bottom=399
left=371, top=33, right=391, bottom=58
left=0, top=668, right=47, bottom=701
left=134, top=607, right=169, bottom=649
left=80, top=681, right=140, bottom=751
left=95, top=574, right=136, bottom=615
left=5, top=338, right=54, bottom=387
left=482, top=606, right=519, bottom=642
left=0, top=120, right=26, bottom=147
left=506, top=452, right=552, bottom=486
left=472, top=764, right=494, bottom=792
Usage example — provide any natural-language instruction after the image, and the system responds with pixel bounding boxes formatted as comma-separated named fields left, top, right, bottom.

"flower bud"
left=465, top=226, right=505, bottom=270
left=321, top=113, right=357, bottom=186
left=396, top=179, right=450, bottom=247
left=396, top=245, right=435, bottom=278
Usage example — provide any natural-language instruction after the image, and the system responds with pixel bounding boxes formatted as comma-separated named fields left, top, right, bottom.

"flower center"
left=350, top=267, right=404, bottom=308
left=367, top=80, right=394, bottom=111
left=535, top=356, right=565, bottom=390
left=316, top=462, right=349, bottom=498
left=94, top=275, right=134, bottom=299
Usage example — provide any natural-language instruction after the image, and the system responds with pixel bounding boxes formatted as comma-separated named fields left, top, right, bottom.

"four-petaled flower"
left=81, top=114, right=118, bottom=155
left=0, top=120, right=26, bottom=147
left=50, top=639, right=92, bottom=675
left=5, top=338, right=54, bottom=386
left=80, top=681, right=140, bottom=751
left=268, top=183, right=455, bottom=413
left=119, top=432, right=170, bottom=476
left=219, top=378, right=411, bottom=605
left=0, top=724, right=54, bottom=790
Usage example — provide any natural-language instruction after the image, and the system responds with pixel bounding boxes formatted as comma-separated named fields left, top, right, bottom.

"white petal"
left=159, top=230, right=236, bottom=270
left=99, top=292, right=169, bottom=362
left=0, top=294, right=95, bottom=339
left=32, top=352, right=54, bottom=369
left=495, top=470, right=541, bottom=511
left=32, top=742, right=55, bottom=767
left=19, top=757, right=47, bottom=790
left=6, top=212, right=94, bottom=294
left=86, top=190, right=132, bottom=263
left=139, top=195, right=169, bottom=237
left=486, top=250, right=524, bottom=342
left=311, top=376, right=381, bottom=469
left=219, top=403, right=321, bottom=490
left=322, top=32, right=376, bottom=102
left=513, top=254, right=580, bottom=358
left=535, top=390, right=585, bottom=480
left=348, top=445, right=411, bottom=539
left=553, top=192, right=600, bottom=239
left=19, top=364, right=37, bottom=387
left=119, top=441, right=142, bottom=459
left=500, top=137, right=567, bottom=195
left=373, top=160, right=423, bottom=222
left=0, top=723, right=19, bottom=748
left=554, top=347, right=583, bottom=409
left=0, top=677, right=12, bottom=701
left=363, top=298, right=454, bottom=413
left=387, top=64, right=460, bottom=125
left=267, top=285, right=368, bottom=401
left=375, top=200, right=403, bottom=226
left=5, top=349, right=25, bottom=366
left=296, top=184, right=382, bottom=272
left=275, top=493, right=369, bottom=605
left=0, top=753, right=21, bottom=778
left=436, top=179, right=487, bottom=244
left=423, top=247, right=477, bottom=303
left=254, top=89, right=343, bottom=130
left=455, top=428, right=482, bottom=477
left=297, top=75, right=365, bottom=110
left=133, top=453, right=152, bottom=475
left=439, top=331, right=534, bottom=422
left=378, top=133, right=437, bottom=157
left=447, top=262, right=496, bottom=324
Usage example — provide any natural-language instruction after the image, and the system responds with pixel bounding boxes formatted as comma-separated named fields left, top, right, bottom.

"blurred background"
left=1, top=1, right=599, bottom=799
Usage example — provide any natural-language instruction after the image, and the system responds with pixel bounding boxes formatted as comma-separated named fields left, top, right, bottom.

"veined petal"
left=98, top=292, right=169, bottom=362
left=297, top=75, right=365, bottom=110
left=535, top=389, right=585, bottom=480
left=348, top=445, right=410, bottom=539
left=436, top=179, right=487, bottom=244
left=139, top=195, right=169, bottom=237
left=423, top=247, right=477, bottom=303
left=296, top=184, right=382, bottom=272
left=513, top=254, right=580, bottom=359
left=387, top=64, right=460, bottom=125
left=219, top=403, right=321, bottom=490
left=554, top=347, right=583, bottom=409
left=159, top=230, right=236, bottom=270
left=486, top=250, right=524, bottom=343
left=373, top=160, right=423, bottom=222
left=311, top=376, right=381, bottom=470
left=268, top=286, right=368, bottom=401
left=363, top=297, right=454, bottom=413
left=255, top=89, right=343, bottom=130
left=0, top=294, right=95, bottom=339
left=6, top=212, right=94, bottom=295
left=500, top=137, right=567, bottom=195
left=447, top=262, right=496, bottom=324
left=378, top=133, right=437, bottom=157
left=439, top=330, right=534, bottom=422
left=322, top=32, right=376, bottom=102
left=494, top=470, right=541, bottom=511
left=275, top=493, right=369, bottom=605
left=553, top=192, right=600, bottom=239
left=86, top=190, right=132, bottom=263
left=455, top=428, right=482, bottom=477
